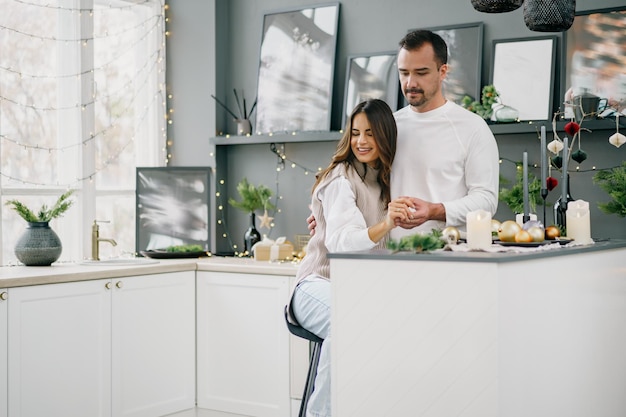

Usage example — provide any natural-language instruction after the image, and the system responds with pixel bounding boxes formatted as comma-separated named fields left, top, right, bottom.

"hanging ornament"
left=547, top=139, right=564, bottom=154
left=609, top=115, right=625, bottom=148
left=471, top=0, right=523, bottom=13
left=258, top=209, right=274, bottom=229
left=571, top=149, right=588, bottom=163
left=564, top=121, right=580, bottom=136
left=546, top=176, right=559, bottom=191
left=551, top=155, right=563, bottom=169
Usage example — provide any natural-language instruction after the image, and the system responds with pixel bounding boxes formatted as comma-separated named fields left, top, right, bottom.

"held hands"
left=388, top=197, right=445, bottom=229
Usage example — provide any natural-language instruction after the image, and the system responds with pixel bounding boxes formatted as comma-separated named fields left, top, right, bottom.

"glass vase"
left=244, top=212, right=261, bottom=255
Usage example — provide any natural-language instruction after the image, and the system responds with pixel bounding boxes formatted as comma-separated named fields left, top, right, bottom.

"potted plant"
left=228, top=178, right=276, bottom=254
left=5, top=190, right=75, bottom=266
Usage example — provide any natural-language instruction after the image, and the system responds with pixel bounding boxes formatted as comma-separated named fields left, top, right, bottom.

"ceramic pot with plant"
left=5, top=190, right=75, bottom=266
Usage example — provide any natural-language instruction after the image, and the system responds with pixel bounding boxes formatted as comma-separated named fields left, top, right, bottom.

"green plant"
left=593, top=161, right=626, bottom=217
left=387, top=230, right=445, bottom=253
left=499, top=169, right=542, bottom=214
left=5, top=190, right=75, bottom=223
left=228, top=178, right=276, bottom=214
left=461, top=84, right=500, bottom=119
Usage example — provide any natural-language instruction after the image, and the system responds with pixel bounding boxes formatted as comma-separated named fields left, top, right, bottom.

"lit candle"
left=540, top=126, right=547, bottom=191
left=466, top=209, right=492, bottom=250
left=523, top=151, right=529, bottom=222
left=561, top=136, right=569, bottom=208
left=566, top=200, right=592, bottom=243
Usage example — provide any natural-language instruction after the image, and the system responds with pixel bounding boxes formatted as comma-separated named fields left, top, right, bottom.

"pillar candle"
left=466, top=209, right=492, bottom=250
left=566, top=200, right=592, bottom=244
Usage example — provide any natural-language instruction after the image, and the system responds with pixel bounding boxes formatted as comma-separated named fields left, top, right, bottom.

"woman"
left=288, top=98, right=407, bottom=417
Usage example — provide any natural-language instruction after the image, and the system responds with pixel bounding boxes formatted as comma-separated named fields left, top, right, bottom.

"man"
left=309, top=30, right=499, bottom=239
left=390, top=29, right=499, bottom=238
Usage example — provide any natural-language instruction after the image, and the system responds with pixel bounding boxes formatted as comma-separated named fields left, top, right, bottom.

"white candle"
left=466, top=209, right=492, bottom=250
left=540, top=126, right=547, bottom=190
left=566, top=200, right=592, bottom=244
left=523, top=151, right=529, bottom=220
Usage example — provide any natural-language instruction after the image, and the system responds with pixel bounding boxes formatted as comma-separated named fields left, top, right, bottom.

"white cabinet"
left=1, top=289, right=8, bottom=417
left=196, top=271, right=292, bottom=417
left=7, top=271, right=195, bottom=417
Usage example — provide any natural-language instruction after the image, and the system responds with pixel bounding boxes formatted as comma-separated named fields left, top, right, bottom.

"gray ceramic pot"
left=15, top=221, right=62, bottom=266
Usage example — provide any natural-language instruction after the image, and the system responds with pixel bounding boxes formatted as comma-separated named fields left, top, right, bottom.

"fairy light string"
left=0, top=0, right=170, bottom=187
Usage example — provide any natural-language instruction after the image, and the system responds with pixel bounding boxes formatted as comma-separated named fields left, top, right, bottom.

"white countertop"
left=0, top=256, right=299, bottom=288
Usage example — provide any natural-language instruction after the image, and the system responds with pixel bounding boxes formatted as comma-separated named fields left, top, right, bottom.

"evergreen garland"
left=593, top=161, right=626, bottom=217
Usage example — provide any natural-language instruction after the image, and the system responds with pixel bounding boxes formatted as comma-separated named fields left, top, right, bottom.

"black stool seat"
left=284, top=305, right=324, bottom=417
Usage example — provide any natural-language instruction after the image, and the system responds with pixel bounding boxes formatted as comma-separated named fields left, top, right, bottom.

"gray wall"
left=168, top=0, right=626, bottom=253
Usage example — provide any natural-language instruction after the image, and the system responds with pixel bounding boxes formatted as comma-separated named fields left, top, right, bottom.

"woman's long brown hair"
left=313, top=98, right=397, bottom=204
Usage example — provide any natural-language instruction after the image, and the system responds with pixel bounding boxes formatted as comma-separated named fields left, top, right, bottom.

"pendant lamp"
left=524, top=0, right=576, bottom=32
left=471, top=0, right=523, bottom=13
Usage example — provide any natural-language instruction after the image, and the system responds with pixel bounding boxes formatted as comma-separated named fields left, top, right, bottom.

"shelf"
left=210, top=131, right=343, bottom=145
left=209, top=116, right=624, bottom=146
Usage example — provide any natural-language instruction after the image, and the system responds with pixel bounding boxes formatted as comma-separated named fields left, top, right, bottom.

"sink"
left=80, top=258, right=160, bottom=266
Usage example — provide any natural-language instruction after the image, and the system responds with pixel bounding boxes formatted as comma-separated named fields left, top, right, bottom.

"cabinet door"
left=1, top=289, right=7, bottom=417
left=8, top=280, right=112, bottom=417
left=112, top=271, right=195, bottom=417
left=197, top=271, right=291, bottom=417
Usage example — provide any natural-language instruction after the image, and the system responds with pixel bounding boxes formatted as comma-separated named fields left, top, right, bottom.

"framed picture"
left=563, top=7, right=626, bottom=109
left=421, top=22, right=484, bottom=104
left=135, top=167, right=211, bottom=253
left=255, top=3, right=340, bottom=133
left=491, top=36, right=557, bottom=121
left=341, top=51, right=399, bottom=128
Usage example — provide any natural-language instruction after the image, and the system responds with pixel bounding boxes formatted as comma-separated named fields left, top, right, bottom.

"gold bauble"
left=498, top=220, right=522, bottom=242
left=442, top=226, right=461, bottom=244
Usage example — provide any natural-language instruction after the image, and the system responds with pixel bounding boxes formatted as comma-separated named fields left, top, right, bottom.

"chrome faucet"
left=92, top=220, right=117, bottom=261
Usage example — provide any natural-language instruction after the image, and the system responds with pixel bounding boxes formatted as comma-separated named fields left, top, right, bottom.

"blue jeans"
left=292, top=275, right=331, bottom=417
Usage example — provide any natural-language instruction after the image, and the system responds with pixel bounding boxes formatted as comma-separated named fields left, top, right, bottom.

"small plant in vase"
left=228, top=178, right=276, bottom=255
left=5, top=190, right=75, bottom=266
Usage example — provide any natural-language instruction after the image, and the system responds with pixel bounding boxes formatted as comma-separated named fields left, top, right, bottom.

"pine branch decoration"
left=6, top=190, right=75, bottom=222
left=593, top=161, right=626, bottom=217
left=228, top=178, right=276, bottom=214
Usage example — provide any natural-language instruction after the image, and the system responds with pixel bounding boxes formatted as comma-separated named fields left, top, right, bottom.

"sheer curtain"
left=0, top=0, right=166, bottom=263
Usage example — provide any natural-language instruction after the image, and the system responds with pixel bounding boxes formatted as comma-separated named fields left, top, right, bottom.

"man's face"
left=397, top=43, right=447, bottom=112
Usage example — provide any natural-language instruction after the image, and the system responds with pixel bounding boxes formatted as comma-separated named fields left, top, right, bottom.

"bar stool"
left=284, top=305, right=324, bottom=417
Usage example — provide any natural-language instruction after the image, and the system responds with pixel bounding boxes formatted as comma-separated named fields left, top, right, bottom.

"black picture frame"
left=135, top=167, right=211, bottom=254
left=341, top=51, right=399, bottom=128
left=254, top=2, right=340, bottom=134
left=421, top=22, right=484, bottom=104
left=563, top=7, right=626, bottom=112
left=491, top=36, right=557, bottom=121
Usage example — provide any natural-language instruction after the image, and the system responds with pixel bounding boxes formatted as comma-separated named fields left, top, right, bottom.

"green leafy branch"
left=499, top=168, right=543, bottom=214
left=228, top=178, right=276, bottom=214
left=593, top=161, right=626, bottom=217
left=5, top=190, right=75, bottom=223
left=461, top=85, right=499, bottom=120
left=387, top=230, right=445, bottom=253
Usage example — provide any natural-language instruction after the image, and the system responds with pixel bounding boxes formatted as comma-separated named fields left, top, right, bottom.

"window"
left=0, top=0, right=166, bottom=263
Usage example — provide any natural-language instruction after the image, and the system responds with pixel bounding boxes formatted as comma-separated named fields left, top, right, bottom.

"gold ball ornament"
left=491, top=219, right=501, bottom=236
left=442, top=226, right=461, bottom=244
left=526, top=226, right=545, bottom=242
left=498, top=220, right=522, bottom=242
left=515, top=229, right=533, bottom=243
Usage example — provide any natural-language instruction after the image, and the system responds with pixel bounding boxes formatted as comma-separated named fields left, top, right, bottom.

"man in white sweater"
left=390, top=29, right=499, bottom=239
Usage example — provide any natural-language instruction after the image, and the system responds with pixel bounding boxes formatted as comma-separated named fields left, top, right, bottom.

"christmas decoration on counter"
left=593, top=161, right=626, bottom=218
left=387, top=230, right=446, bottom=253
left=5, top=190, right=75, bottom=266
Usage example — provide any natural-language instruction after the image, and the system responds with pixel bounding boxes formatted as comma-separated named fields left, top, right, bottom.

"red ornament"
left=564, top=121, right=580, bottom=136
left=546, top=176, right=558, bottom=191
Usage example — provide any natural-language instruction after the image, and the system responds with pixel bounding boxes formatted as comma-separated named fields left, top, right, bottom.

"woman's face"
left=350, top=112, right=380, bottom=167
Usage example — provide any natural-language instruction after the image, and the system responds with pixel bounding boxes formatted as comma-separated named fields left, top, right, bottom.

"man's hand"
left=393, top=197, right=445, bottom=229
left=307, top=213, right=317, bottom=236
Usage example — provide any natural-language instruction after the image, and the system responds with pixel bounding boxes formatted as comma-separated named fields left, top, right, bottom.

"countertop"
left=0, top=256, right=299, bottom=288
left=328, top=239, right=626, bottom=263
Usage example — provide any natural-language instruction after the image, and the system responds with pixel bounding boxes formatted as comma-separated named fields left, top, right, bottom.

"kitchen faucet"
left=91, top=220, right=117, bottom=261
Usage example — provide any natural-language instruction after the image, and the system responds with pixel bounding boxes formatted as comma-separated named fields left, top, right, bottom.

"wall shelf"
left=210, top=131, right=343, bottom=146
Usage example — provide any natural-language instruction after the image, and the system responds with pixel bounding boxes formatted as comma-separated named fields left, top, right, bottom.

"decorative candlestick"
left=466, top=210, right=492, bottom=250
left=523, top=151, right=530, bottom=224
left=540, top=125, right=548, bottom=225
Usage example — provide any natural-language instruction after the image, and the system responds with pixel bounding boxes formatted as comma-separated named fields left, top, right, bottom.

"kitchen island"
left=329, top=240, right=626, bottom=417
